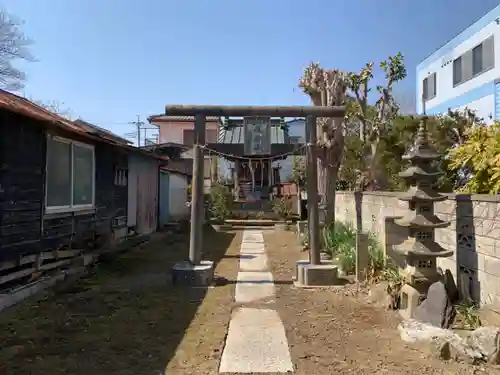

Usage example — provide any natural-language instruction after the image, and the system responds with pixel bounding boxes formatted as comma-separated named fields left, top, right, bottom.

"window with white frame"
left=46, top=135, right=95, bottom=212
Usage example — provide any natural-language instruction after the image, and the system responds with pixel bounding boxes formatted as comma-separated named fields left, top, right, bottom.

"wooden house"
left=0, top=91, right=166, bottom=289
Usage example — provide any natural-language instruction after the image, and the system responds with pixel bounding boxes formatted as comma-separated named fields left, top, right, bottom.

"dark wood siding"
left=94, top=143, right=115, bottom=234
left=94, top=144, right=128, bottom=233
left=0, top=109, right=132, bottom=264
left=0, top=110, right=45, bottom=261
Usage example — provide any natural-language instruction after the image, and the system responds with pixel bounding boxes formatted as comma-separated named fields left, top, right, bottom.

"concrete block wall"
left=335, top=192, right=500, bottom=307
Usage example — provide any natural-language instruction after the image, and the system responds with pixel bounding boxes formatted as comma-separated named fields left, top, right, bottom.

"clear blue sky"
left=5, top=0, right=500, bottom=140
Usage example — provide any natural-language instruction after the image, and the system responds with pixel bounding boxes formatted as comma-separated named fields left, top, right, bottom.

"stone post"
left=356, top=233, right=369, bottom=282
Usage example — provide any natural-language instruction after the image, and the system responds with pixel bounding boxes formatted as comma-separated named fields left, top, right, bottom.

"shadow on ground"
left=0, top=226, right=235, bottom=375
left=213, top=276, right=293, bottom=286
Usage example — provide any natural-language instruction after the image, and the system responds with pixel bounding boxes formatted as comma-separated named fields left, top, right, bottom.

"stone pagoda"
left=394, top=117, right=453, bottom=319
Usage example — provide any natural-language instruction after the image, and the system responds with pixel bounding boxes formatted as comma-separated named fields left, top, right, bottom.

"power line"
left=128, top=115, right=145, bottom=146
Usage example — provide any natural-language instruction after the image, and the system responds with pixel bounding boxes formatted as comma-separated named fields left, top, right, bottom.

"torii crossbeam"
left=166, top=104, right=346, bottom=286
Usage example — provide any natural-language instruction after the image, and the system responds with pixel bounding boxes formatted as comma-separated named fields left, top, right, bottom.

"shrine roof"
left=218, top=122, right=289, bottom=144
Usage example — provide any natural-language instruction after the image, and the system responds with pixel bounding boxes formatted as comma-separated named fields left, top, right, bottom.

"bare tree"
left=0, top=8, right=34, bottom=91
left=31, top=98, right=73, bottom=119
left=299, top=63, right=350, bottom=224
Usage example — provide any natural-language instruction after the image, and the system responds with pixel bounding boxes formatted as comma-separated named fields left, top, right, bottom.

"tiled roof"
left=0, top=90, right=167, bottom=161
left=149, top=115, right=221, bottom=123
left=74, top=119, right=132, bottom=145
left=0, top=90, right=87, bottom=134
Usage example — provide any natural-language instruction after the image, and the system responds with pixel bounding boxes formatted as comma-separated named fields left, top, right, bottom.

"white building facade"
left=416, top=5, right=500, bottom=124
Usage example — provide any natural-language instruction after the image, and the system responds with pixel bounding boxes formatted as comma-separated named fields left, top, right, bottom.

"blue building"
left=417, top=5, right=500, bottom=123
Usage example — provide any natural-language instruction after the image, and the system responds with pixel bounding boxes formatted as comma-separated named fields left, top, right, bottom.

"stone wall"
left=335, top=191, right=500, bottom=308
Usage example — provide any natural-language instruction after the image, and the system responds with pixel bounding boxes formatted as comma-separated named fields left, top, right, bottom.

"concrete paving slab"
left=242, top=230, right=264, bottom=243
left=234, top=271, right=275, bottom=303
left=239, top=253, right=269, bottom=272
left=240, top=241, right=266, bottom=254
left=219, top=308, right=294, bottom=373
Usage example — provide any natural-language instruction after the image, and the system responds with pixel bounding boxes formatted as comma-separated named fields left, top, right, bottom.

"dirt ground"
left=0, top=228, right=239, bottom=375
left=1, top=227, right=498, bottom=375
left=265, top=230, right=496, bottom=375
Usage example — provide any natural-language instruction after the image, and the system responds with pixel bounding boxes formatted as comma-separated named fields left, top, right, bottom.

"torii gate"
left=168, top=105, right=346, bottom=286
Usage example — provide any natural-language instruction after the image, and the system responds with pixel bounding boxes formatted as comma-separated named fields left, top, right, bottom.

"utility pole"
left=129, top=115, right=145, bottom=146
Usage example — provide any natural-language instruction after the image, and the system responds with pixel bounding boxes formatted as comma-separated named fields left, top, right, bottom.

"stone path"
left=219, top=229, right=294, bottom=373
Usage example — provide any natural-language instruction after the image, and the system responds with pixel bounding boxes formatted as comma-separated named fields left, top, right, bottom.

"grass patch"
left=322, top=221, right=385, bottom=276
left=455, top=299, right=482, bottom=330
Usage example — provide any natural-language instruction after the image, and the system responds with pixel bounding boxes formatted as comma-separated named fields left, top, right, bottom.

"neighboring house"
left=158, top=168, right=191, bottom=226
left=151, top=115, right=220, bottom=145
left=148, top=115, right=222, bottom=190
left=0, top=90, right=165, bottom=288
left=416, top=5, right=500, bottom=122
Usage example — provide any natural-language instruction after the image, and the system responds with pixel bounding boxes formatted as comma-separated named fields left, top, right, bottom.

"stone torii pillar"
left=172, top=114, right=214, bottom=285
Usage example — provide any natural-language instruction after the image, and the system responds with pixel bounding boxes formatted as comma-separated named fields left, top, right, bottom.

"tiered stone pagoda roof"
left=393, top=237, right=453, bottom=258
left=393, top=117, right=452, bottom=258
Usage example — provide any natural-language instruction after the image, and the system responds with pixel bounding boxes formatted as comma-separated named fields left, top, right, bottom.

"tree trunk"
left=324, top=161, right=338, bottom=225
left=319, top=129, right=344, bottom=226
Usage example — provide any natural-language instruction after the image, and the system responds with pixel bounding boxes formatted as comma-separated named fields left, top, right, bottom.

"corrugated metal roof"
left=217, top=124, right=289, bottom=144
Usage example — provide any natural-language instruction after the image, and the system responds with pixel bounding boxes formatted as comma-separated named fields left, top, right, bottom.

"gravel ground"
left=265, top=230, right=498, bottom=375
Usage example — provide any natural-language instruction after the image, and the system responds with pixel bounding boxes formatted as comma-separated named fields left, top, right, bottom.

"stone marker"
left=443, top=269, right=459, bottom=303
left=302, top=263, right=339, bottom=286
left=414, top=281, right=456, bottom=328
left=356, top=233, right=369, bottom=282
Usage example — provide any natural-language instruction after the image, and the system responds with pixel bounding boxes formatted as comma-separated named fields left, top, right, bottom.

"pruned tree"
left=0, top=8, right=34, bottom=91
left=299, top=63, right=350, bottom=224
left=348, top=53, right=407, bottom=189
